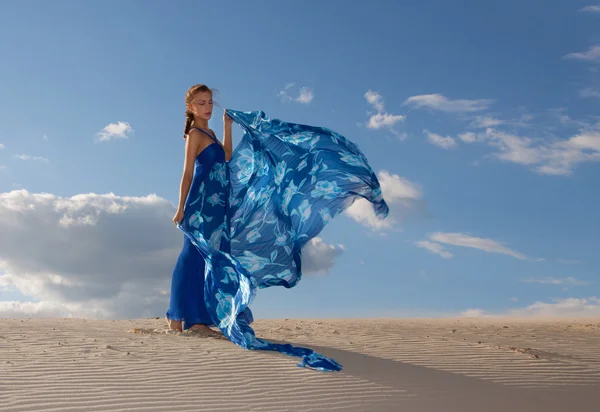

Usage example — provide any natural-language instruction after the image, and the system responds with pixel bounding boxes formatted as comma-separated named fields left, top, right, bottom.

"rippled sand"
left=1, top=317, right=599, bottom=411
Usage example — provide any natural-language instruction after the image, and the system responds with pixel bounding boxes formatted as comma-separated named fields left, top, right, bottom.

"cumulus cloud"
left=417, top=232, right=532, bottom=261
left=367, top=113, right=406, bottom=130
left=521, top=277, right=592, bottom=286
left=95, top=121, right=133, bottom=142
left=365, top=90, right=385, bottom=113
left=278, top=83, right=314, bottom=104
left=565, top=44, right=600, bottom=63
left=0, top=190, right=344, bottom=319
left=346, top=170, right=423, bottom=230
left=404, top=94, right=493, bottom=113
left=301, top=237, right=344, bottom=274
left=364, top=90, right=406, bottom=138
left=0, top=190, right=179, bottom=319
left=423, top=129, right=458, bottom=149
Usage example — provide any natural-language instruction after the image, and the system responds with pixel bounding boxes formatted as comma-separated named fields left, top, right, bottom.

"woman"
left=166, top=84, right=389, bottom=371
left=165, top=84, right=236, bottom=335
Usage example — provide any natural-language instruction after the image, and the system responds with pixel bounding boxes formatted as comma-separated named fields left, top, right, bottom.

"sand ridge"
left=1, top=317, right=599, bottom=411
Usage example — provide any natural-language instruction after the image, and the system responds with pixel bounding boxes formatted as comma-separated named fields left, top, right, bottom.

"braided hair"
left=183, top=84, right=214, bottom=139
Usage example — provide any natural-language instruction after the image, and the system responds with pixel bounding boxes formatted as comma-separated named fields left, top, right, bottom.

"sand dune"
left=1, top=318, right=599, bottom=411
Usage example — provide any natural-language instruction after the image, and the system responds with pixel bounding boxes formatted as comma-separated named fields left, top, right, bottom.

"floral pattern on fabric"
left=175, top=109, right=388, bottom=371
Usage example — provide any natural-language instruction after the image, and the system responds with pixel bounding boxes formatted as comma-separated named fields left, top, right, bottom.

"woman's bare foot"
left=165, top=316, right=182, bottom=332
left=188, top=324, right=221, bottom=336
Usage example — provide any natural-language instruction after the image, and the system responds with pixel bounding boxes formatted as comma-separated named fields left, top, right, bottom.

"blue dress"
left=166, top=127, right=253, bottom=329
left=167, top=109, right=388, bottom=372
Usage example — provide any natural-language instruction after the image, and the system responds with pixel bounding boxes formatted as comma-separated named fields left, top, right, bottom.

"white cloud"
left=346, top=170, right=423, bottom=230
left=278, top=83, right=314, bottom=104
left=549, top=108, right=594, bottom=129
left=402, top=93, right=598, bottom=176
left=423, top=129, right=458, bottom=149
left=415, top=240, right=453, bottom=259
left=404, top=93, right=493, bottom=113
left=521, top=277, right=592, bottom=286
left=511, top=297, right=600, bottom=317
left=461, top=297, right=600, bottom=318
left=461, top=127, right=600, bottom=175
left=460, top=309, right=487, bottom=318
left=565, top=44, right=600, bottom=63
left=523, top=113, right=535, bottom=120
left=0, top=190, right=177, bottom=319
left=367, top=113, right=406, bottom=129
left=13, top=154, right=49, bottom=163
left=364, top=90, right=406, bottom=137
left=469, top=113, right=533, bottom=130
left=469, top=115, right=504, bottom=129
left=580, top=5, right=600, bottom=13
left=0, top=190, right=344, bottom=319
left=297, top=87, right=314, bottom=104
left=580, top=88, right=600, bottom=98
left=95, top=121, right=133, bottom=142
left=0, top=143, right=4, bottom=150
left=365, top=90, right=385, bottom=112
left=552, top=109, right=572, bottom=126
left=0, top=300, right=101, bottom=319
left=301, top=237, right=344, bottom=274
left=458, top=132, right=478, bottom=143
left=418, top=232, right=531, bottom=260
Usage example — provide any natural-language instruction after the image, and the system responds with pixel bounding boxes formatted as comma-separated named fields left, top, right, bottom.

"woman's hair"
left=183, top=84, right=215, bottom=138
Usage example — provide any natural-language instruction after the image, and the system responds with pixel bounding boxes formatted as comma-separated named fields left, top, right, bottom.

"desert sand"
left=1, top=317, right=599, bottom=411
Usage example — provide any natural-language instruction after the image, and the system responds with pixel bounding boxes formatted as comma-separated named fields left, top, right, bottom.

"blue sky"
left=0, top=0, right=599, bottom=319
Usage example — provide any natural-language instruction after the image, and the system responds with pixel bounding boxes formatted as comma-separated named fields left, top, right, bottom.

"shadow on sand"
left=275, top=340, right=600, bottom=412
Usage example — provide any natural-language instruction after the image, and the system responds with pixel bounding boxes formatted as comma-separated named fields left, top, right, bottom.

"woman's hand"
left=223, top=109, right=234, bottom=127
left=173, top=208, right=184, bottom=226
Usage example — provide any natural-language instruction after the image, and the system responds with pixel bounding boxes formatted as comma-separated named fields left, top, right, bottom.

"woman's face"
left=188, top=91, right=213, bottom=121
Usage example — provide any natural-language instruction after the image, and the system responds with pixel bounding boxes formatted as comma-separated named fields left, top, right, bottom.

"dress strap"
left=190, top=127, right=218, bottom=144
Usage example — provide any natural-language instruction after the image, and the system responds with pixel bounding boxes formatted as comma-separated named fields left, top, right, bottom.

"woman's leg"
left=166, top=235, right=221, bottom=334
left=165, top=236, right=192, bottom=331
left=184, top=256, right=220, bottom=334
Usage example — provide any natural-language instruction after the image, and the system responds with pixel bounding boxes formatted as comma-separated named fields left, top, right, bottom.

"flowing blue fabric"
left=167, top=109, right=388, bottom=372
